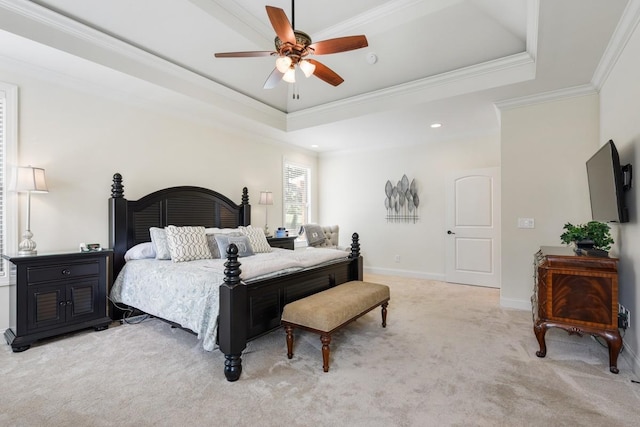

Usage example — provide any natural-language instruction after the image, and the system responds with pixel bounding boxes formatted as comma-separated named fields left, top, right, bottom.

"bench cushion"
left=281, top=281, right=390, bottom=332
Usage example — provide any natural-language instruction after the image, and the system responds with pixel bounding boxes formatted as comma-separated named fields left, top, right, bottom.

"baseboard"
left=500, top=296, right=532, bottom=311
left=364, top=266, right=445, bottom=281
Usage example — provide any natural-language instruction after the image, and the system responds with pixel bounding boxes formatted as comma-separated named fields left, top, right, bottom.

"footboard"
left=218, top=233, right=363, bottom=382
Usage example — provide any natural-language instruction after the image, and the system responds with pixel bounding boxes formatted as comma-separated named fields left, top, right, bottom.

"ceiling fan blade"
left=264, top=68, right=284, bottom=89
left=214, top=51, right=274, bottom=58
left=308, top=35, right=368, bottom=55
left=266, top=6, right=295, bottom=45
left=307, top=59, right=344, bottom=86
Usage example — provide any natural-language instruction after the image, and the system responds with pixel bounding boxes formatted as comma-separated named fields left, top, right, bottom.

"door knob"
left=447, top=230, right=455, bottom=235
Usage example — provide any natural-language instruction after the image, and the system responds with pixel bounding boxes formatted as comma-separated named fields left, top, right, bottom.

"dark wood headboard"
left=108, top=173, right=251, bottom=276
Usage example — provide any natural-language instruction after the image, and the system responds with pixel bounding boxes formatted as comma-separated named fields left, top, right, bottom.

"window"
left=0, top=82, right=18, bottom=283
left=283, top=161, right=310, bottom=231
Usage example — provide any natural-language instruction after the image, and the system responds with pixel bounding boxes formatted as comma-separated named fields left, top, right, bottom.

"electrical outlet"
left=618, top=303, right=630, bottom=330
left=394, top=255, right=400, bottom=263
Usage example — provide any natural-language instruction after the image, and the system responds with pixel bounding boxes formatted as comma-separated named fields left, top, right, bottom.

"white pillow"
left=149, top=227, right=171, bottom=260
left=124, top=242, right=156, bottom=261
left=240, top=225, right=272, bottom=253
left=165, top=225, right=212, bottom=263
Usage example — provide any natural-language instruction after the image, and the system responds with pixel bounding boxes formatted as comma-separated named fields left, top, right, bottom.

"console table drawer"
left=27, top=261, right=100, bottom=283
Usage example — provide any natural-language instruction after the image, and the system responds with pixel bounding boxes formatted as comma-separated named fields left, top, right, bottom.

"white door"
left=445, top=168, right=501, bottom=288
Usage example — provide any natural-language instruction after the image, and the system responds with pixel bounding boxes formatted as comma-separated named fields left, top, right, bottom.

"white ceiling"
left=0, top=0, right=631, bottom=152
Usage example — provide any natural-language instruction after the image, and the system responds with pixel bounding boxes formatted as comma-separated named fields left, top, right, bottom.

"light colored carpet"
left=1, top=274, right=639, bottom=426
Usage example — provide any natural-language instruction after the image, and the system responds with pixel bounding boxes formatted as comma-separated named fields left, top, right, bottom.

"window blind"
left=0, top=96, right=5, bottom=276
left=282, top=161, right=310, bottom=231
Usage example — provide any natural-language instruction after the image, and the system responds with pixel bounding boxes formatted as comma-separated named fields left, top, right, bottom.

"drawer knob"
left=59, top=301, right=65, bottom=306
left=61, top=269, right=71, bottom=275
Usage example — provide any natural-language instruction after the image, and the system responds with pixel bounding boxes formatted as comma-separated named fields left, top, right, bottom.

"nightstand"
left=267, top=236, right=297, bottom=250
left=2, top=250, right=113, bottom=352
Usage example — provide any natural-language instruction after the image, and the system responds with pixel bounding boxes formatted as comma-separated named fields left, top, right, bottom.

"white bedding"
left=109, top=247, right=349, bottom=351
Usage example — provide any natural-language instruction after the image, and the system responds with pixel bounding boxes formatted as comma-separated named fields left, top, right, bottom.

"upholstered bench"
left=281, top=280, right=390, bottom=372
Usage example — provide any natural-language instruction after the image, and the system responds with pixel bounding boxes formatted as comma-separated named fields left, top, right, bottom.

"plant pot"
left=576, top=240, right=595, bottom=249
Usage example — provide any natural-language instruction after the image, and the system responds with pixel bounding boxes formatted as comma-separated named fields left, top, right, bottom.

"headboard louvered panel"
left=165, top=196, right=218, bottom=228
left=132, top=201, right=161, bottom=245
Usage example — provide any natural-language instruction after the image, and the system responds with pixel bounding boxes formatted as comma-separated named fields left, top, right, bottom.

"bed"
left=108, top=173, right=363, bottom=381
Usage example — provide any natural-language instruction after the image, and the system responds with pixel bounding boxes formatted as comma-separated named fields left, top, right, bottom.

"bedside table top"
left=2, top=249, right=113, bottom=263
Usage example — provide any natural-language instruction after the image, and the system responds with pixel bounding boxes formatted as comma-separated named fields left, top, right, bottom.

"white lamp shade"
left=259, top=191, right=273, bottom=205
left=283, top=67, right=296, bottom=83
left=299, top=60, right=316, bottom=78
left=11, top=166, right=48, bottom=193
left=275, top=56, right=292, bottom=73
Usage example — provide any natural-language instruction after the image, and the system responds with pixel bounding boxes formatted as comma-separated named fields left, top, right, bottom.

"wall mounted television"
left=586, top=140, right=632, bottom=223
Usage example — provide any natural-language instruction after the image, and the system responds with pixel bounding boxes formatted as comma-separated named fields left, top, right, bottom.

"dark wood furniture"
left=282, top=280, right=389, bottom=372
left=3, top=250, right=112, bottom=352
left=532, top=246, right=622, bottom=373
left=267, top=236, right=296, bottom=250
left=108, top=173, right=363, bottom=382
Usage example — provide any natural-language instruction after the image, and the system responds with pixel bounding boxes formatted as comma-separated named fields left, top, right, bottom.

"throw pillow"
left=149, top=227, right=171, bottom=260
left=240, top=225, right=272, bottom=253
left=165, top=225, right=212, bottom=263
left=214, top=234, right=255, bottom=258
left=303, top=224, right=326, bottom=247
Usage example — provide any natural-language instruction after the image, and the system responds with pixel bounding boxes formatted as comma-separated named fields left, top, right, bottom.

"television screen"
left=586, top=140, right=629, bottom=223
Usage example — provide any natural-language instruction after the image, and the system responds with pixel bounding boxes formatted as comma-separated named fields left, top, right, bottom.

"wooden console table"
left=532, top=246, right=622, bottom=373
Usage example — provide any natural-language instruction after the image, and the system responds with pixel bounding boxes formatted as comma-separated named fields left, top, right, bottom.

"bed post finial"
left=219, top=243, right=247, bottom=382
left=350, top=233, right=360, bottom=258
left=241, top=187, right=249, bottom=205
left=111, top=173, right=124, bottom=198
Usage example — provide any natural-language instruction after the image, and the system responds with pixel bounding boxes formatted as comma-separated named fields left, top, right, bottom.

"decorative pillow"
left=124, top=242, right=156, bottom=261
left=205, top=227, right=240, bottom=235
left=214, top=234, right=255, bottom=258
left=302, top=224, right=326, bottom=247
left=240, top=225, right=272, bottom=253
left=207, top=232, right=242, bottom=258
left=149, top=227, right=171, bottom=260
left=165, top=225, right=212, bottom=263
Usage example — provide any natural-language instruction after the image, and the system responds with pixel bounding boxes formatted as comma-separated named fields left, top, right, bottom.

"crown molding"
left=0, top=0, right=285, bottom=129
left=288, top=52, right=535, bottom=131
left=591, top=0, right=640, bottom=90
left=494, top=84, right=597, bottom=111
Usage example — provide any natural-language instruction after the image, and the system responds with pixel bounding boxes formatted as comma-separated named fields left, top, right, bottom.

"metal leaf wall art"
left=385, top=174, right=420, bottom=223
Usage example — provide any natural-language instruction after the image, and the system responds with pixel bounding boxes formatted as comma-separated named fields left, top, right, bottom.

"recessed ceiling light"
left=430, top=123, right=442, bottom=128
left=311, top=144, right=319, bottom=148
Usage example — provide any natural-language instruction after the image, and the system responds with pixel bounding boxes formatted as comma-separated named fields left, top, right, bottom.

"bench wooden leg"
left=381, top=302, right=388, bottom=328
left=321, top=334, right=331, bottom=372
left=285, top=325, right=294, bottom=359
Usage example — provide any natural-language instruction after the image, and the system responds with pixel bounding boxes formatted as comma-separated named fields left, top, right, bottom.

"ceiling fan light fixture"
left=275, top=56, right=292, bottom=73
left=299, top=59, right=316, bottom=78
left=283, top=67, right=296, bottom=83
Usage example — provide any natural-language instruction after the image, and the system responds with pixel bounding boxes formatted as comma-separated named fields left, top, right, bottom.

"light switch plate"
left=518, top=218, right=535, bottom=229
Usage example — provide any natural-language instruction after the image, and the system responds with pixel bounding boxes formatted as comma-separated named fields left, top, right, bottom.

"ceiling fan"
left=214, top=2, right=368, bottom=89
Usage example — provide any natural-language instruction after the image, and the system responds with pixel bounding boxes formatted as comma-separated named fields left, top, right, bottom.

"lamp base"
left=18, top=230, right=37, bottom=256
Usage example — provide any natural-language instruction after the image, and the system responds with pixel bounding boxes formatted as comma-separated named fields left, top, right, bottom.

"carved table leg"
left=381, top=302, right=388, bottom=328
left=285, top=325, right=294, bottom=359
left=321, top=334, right=331, bottom=372
left=601, top=330, right=623, bottom=374
left=224, top=354, right=243, bottom=382
left=534, top=322, right=548, bottom=358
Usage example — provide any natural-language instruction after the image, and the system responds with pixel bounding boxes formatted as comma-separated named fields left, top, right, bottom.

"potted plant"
left=560, top=221, right=614, bottom=251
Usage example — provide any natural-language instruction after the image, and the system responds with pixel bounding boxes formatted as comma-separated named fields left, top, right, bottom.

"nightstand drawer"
left=27, top=261, right=100, bottom=283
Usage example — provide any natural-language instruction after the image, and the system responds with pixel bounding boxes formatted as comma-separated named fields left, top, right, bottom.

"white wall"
left=318, top=135, right=500, bottom=278
left=599, top=17, right=640, bottom=372
left=0, top=66, right=317, bottom=331
left=500, top=93, right=600, bottom=308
